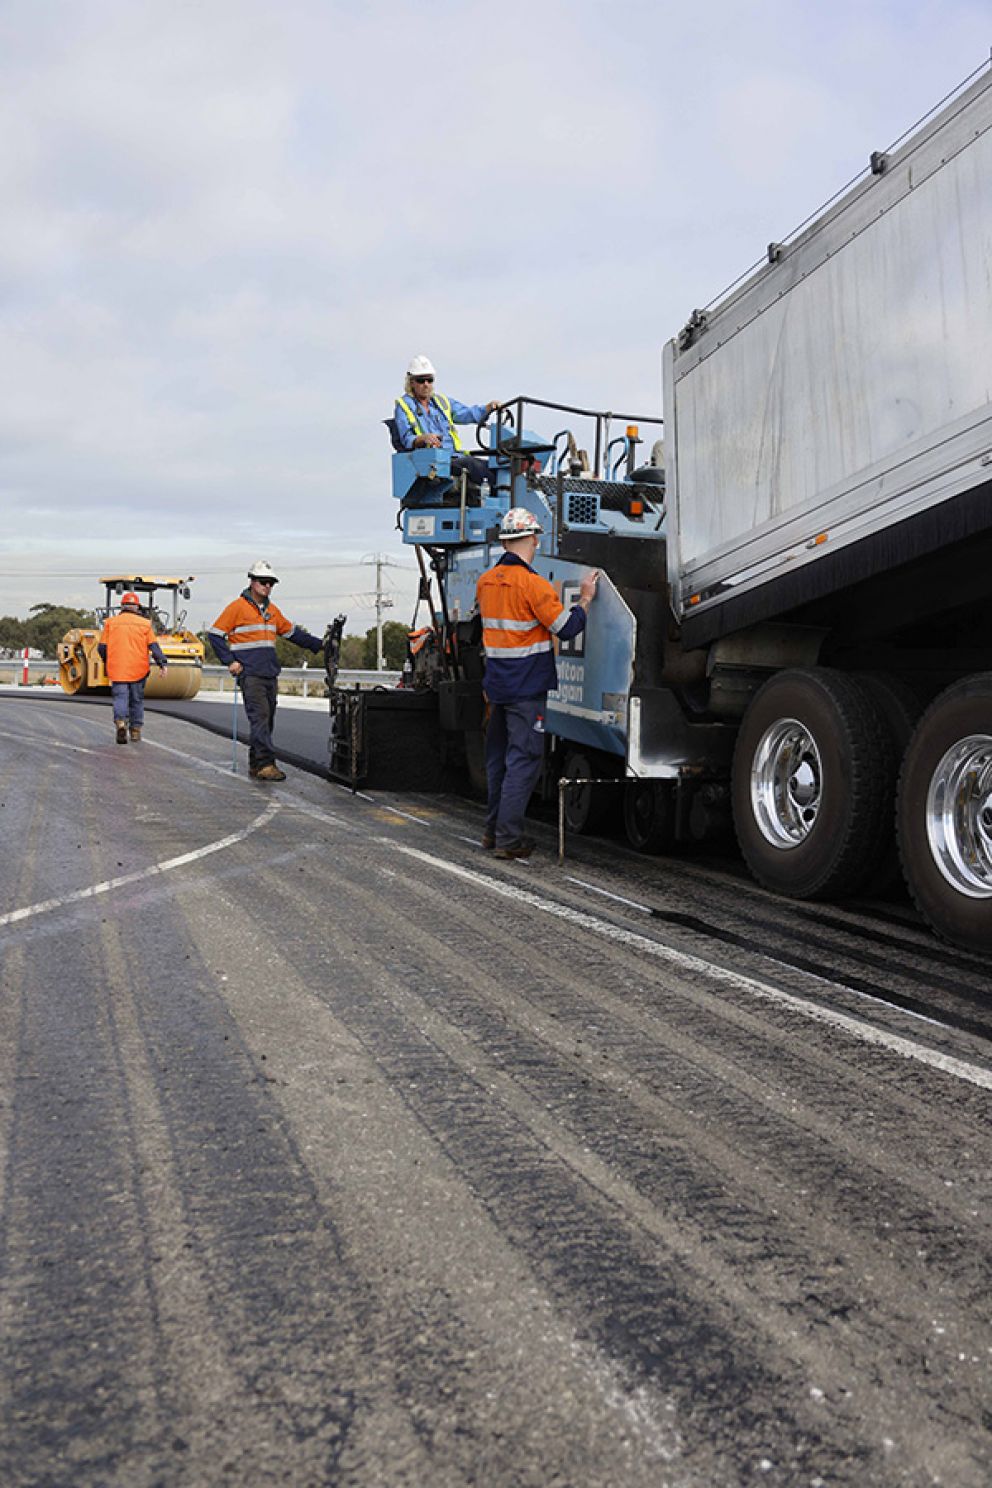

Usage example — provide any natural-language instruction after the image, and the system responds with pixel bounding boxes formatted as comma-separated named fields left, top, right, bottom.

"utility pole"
left=361, top=554, right=396, bottom=670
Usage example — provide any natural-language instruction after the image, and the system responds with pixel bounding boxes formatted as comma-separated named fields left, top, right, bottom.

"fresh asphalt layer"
left=2, top=693, right=992, bottom=1487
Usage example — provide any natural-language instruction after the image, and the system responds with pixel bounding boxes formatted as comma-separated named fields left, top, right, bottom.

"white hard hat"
left=407, top=354, right=436, bottom=378
left=499, top=507, right=544, bottom=539
left=248, top=559, right=279, bottom=583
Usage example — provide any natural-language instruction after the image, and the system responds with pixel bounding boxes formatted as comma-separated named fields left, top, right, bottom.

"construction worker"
left=207, top=561, right=324, bottom=782
left=394, top=355, right=500, bottom=491
left=98, top=592, right=168, bottom=744
left=476, top=509, right=598, bottom=859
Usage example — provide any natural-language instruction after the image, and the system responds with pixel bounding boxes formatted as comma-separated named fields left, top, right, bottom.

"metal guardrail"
left=0, top=658, right=402, bottom=695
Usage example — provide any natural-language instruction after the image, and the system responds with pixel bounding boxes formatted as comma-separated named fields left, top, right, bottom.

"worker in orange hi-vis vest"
left=98, top=592, right=168, bottom=745
left=476, top=508, right=598, bottom=860
left=206, top=560, right=325, bottom=782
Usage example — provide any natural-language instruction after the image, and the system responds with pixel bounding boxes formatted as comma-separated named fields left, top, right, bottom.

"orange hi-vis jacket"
left=476, top=553, right=586, bottom=702
left=99, top=611, right=164, bottom=683
left=207, top=591, right=322, bottom=679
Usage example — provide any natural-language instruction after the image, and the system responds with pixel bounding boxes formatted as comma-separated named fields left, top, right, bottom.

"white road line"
left=565, top=876, right=654, bottom=915
left=385, top=841, right=992, bottom=1093
left=565, top=875, right=950, bottom=1032
left=0, top=803, right=280, bottom=930
left=0, top=727, right=102, bottom=756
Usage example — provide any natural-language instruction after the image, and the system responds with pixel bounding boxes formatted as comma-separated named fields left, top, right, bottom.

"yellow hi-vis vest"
left=396, top=392, right=465, bottom=453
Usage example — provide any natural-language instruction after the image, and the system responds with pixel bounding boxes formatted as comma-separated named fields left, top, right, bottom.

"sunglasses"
left=413, top=375, right=434, bottom=383
left=255, top=578, right=275, bottom=587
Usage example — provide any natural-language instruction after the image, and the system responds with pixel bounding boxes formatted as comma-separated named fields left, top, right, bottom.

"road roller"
left=57, top=575, right=205, bottom=700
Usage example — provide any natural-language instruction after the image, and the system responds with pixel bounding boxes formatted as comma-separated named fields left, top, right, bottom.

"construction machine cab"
left=58, top=575, right=205, bottom=700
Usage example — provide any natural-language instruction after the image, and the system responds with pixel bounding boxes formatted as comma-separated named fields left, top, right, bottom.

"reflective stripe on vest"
left=396, top=393, right=464, bottom=453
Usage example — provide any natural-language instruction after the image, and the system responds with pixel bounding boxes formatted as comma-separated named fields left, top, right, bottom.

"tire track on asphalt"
left=388, top=842, right=992, bottom=1093
left=328, top=852, right=992, bottom=1475
left=249, top=855, right=871, bottom=1486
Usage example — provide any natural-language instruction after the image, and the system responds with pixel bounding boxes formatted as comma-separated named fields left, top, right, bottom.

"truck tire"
left=896, top=673, right=992, bottom=953
left=623, top=779, right=676, bottom=854
left=732, top=668, right=894, bottom=899
left=562, top=751, right=616, bottom=835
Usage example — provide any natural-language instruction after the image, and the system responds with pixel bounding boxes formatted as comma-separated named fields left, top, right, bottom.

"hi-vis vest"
left=396, top=393, right=465, bottom=453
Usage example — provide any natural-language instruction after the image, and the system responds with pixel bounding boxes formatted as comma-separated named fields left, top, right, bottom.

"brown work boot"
left=254, top=763, right=287, bottom=782
left=129, top=726, right=142, bottom=742
left=115, top=721, right=128, bottom=745
left=493, top=837, right=535, bottom=860
left=481, top=832, right=495, bottom=850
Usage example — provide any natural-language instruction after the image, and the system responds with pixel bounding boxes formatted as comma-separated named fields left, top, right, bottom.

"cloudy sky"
left=1, top=0, right=988, bottom=639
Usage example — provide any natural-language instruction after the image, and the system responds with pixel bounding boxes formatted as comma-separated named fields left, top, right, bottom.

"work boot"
left=115, top=721, right=128, bottom=745
left=493, top=838, right=534, bottom=860
left=129, top=726, right=142, bottom=742
left=481, top=832, right=495, bottom=850
left=254, top=763, right=287, bottom=782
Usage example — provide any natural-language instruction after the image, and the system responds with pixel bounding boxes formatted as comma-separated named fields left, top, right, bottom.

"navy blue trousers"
left=241, top=674, right=278, bottom=769
left=484, top=696, right=545, bottom=847
left=111, top=678, right=147, bottom=726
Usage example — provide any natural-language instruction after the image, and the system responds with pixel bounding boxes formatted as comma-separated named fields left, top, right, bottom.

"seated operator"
left=394, top=355, right=500, bottom=492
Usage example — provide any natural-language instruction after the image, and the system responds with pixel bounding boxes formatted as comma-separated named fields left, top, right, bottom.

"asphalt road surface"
left=2, top=694, right=992, bottom=1487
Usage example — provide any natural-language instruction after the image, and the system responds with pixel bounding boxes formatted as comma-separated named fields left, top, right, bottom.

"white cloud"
left=1, top=0, right=989, bottom=635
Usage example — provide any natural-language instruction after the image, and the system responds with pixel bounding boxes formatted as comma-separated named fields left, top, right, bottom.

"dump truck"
left=333, top=63, right=992, bottom=953
left=58, top=576, right=205, bottom=700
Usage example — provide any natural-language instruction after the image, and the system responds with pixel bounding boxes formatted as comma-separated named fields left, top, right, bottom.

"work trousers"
left=111, top=678, right=147, bottom=727
left=451, top=454, right=489, bottom=490
left=241, top=674, right=278, bottom=770
left=484, top=695, right=545, bottom=848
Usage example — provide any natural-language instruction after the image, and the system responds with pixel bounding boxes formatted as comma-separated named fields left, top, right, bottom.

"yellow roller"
left=58, top=575, right=205, bottom=701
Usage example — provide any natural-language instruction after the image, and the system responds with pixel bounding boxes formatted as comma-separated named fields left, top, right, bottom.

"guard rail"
left=0, top=659, right=402, bottom=694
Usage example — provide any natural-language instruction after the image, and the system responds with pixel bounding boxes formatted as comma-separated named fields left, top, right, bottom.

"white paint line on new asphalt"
left=385, top=840, right=992, bottom=1094
left=0, top=803, right=281, bottom=930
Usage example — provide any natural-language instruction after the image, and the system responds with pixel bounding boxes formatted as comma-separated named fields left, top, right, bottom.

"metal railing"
left=0, top=658, right=401, bottom=695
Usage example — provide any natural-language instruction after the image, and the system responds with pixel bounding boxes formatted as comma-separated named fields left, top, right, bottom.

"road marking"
left=565, top=875, right=951, bottom=1031
left=565, top=876, right=654, bottom=915
left=0, top=726, right=102, bottom=756
left=385, top=842, right=992, bottom=1093
left=0, top=803, right=280, bottom=930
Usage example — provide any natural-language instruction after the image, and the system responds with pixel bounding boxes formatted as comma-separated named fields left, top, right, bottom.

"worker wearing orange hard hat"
left=98, top=592, right=168, bottom=745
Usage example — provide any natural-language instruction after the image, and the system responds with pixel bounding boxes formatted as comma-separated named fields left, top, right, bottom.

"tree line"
left=0, top=604, right=96, bottom=658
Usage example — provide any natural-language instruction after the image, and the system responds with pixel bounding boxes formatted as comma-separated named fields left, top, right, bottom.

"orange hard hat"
left=121, top=592, right=141, bottom=607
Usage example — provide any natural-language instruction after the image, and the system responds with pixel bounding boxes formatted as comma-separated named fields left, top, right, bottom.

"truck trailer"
left=335, top=64, right=992, bottom=954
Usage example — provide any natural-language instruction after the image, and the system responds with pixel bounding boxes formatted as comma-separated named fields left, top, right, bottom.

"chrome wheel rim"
left=925, top=734, right=992, bottom=898
left=750, top=718, right=822, bottom=849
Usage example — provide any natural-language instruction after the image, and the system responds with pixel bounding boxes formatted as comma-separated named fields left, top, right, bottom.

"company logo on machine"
left=558, top=584, right=585, bottom=658
left=550, top=582, right=586, bottom=705
left=407, top=515, right=436, bottom=537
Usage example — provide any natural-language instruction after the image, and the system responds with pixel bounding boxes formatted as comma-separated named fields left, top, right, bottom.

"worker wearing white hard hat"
left=206, top=561, right=325, bottom=782
left=394, top=356, right=500, bottom=492
left=475, top=510, right=599, bottom=859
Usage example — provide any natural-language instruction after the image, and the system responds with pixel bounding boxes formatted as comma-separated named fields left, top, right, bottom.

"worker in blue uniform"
left=394, top=355, right=500, bottom=491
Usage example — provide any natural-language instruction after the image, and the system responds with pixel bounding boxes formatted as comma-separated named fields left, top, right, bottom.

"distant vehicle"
left=57, top=575, right=205, bottom=701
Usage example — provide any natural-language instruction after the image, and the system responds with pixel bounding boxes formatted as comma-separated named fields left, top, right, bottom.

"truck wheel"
left=623, top=779, right=676, bottom=854
left=732, top=668, right=893, bottom=899
left=896, top=674, right=992, bottom=953
left=562, top=751, right=616, bottom=835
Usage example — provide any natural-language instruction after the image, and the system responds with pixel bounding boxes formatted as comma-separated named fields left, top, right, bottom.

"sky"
left=1, top=0, right=989, bottom=640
